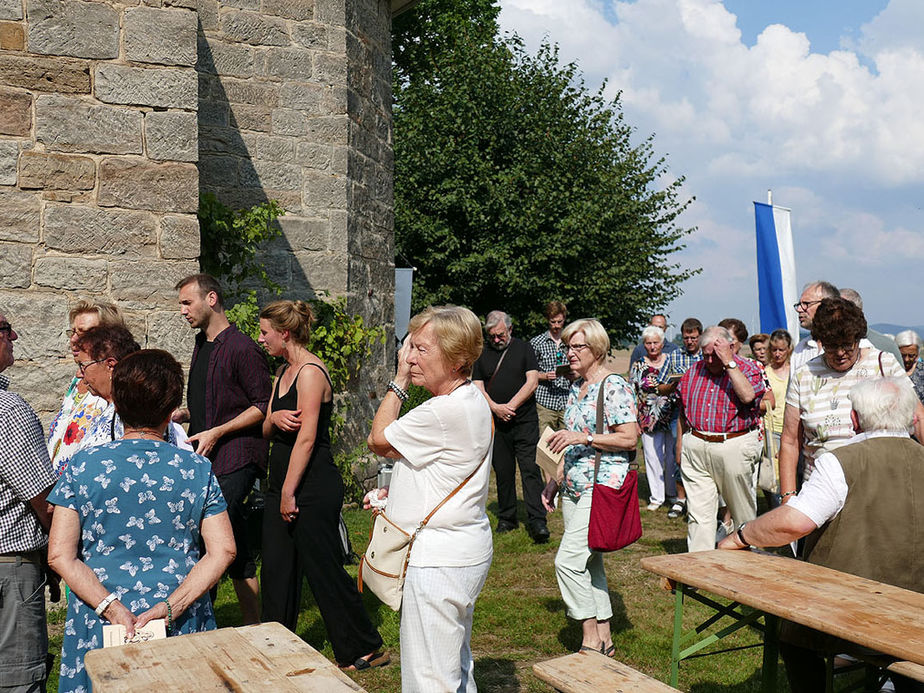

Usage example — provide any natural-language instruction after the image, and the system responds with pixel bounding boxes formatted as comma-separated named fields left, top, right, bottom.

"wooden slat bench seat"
left=533, top=650, right=681, bottom=692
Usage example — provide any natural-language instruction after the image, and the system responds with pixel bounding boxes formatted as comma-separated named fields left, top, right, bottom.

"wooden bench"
left=533, top=650, right=681, bottom=692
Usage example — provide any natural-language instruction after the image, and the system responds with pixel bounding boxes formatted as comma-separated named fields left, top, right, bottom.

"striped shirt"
left=677, top=356, right=766, bottom=433
left=786, top=348, right=905, bottom=481
left=0, top=382, right=55, bottom=553
left=529, top=331, right=569, bottom=411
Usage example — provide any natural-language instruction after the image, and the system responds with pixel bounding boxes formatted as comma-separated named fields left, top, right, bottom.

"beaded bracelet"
left=163, top=599, right=173, bottom=632
left=387, top=380, right=409, bottom=402
left=780, top=490, right=796, bottom=499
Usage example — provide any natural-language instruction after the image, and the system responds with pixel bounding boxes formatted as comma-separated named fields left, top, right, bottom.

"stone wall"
left=1, top=0, right=395, bottom=439
left=197, top=0, right=395, bottom=445
left=1, top=0, right=200, bottom=419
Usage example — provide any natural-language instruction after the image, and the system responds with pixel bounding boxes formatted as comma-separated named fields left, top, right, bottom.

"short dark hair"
left=75, top=325, right=140, bottom=362
left=544, top=301, right=568, bottom=320
left=112, top=350, right=185, bottom=429
left=811, top=297, right=867, bottom=348
left=175, top=273, right=224, bottom=308
left=718, top=318, right=748, bottom=344
left=680, top=317, right=703, bottom=334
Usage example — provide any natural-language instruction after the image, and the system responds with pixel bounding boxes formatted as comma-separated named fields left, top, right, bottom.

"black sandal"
left=340, top=651, right=390, bottom=671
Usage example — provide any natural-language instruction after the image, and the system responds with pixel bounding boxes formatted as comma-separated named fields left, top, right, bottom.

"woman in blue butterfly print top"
left=48, top=350, right=236, bottom=693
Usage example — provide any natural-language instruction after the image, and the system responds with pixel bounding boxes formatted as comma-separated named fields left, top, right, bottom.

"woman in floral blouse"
left=47, top=300, right=125, bottom=475
left=545, top=318, right=637, bottom=657
left=629, top=325, right=677, bottom=511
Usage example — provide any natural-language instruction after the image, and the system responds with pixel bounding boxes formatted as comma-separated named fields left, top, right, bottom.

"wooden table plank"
left=533, top=651, right=681, bottom=692
left=85, top=622, right=365, bottom=692
left=640, top=550, right=924, bottom=665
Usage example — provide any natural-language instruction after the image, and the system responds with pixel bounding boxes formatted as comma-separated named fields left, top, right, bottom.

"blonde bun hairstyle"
left=259, top=300, right=315, bottom=346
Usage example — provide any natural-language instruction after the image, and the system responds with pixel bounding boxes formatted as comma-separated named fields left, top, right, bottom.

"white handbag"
left=358, top=448, right=489, bottom=611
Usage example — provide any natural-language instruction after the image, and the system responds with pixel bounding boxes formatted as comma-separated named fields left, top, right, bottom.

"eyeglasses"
left=488, top=331, right=509, bottom=340
left=566, top=343, right=590, bottom=352
left=825, top=343, right=859, bottom=356
left=78, top=358, right=106, bottom=374
left=66, top=328, right=89, bottom=338
left=793, top=299, right=823, bottom=311
left=0, top=322, right=11, bottom=336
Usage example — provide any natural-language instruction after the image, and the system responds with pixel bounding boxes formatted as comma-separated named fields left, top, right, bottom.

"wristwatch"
left=725, top=360, right=738, bottom=370
left=736, top=522, right=751, bottom=548
left=586, top=433, right=594, bottom=446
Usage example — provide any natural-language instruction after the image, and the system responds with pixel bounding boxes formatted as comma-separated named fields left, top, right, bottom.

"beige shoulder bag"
left=358, top=434, right=492, bottom=611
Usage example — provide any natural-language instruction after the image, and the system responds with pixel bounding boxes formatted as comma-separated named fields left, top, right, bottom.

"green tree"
left=393, top=0, right=697, bottom=340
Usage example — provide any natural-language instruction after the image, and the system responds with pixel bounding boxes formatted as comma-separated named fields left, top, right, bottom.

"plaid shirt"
left=529, top=331, right=569, bottom=411
left=189, top=325, right=271, bottom=476
left=656, top=349, right=703, bottom=384
left=677, top=356, right=765, bottom=433
left=0, top=380, right=56, bottom=553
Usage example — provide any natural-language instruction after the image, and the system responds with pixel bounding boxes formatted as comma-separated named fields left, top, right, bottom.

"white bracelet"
left=95, top=592, right=119, bottom=617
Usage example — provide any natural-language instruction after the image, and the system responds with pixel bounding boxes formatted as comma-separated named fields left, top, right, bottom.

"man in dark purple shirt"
left=174, top=274, right=271, bottom=624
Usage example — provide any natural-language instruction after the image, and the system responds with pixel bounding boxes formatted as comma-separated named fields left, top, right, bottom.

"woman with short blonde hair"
left=48, top=300, right=126, bottom=474
left=367, top=305, right=492, bottom=691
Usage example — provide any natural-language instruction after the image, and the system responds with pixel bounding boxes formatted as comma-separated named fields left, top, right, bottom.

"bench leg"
left=670, top=585, right=684, bottom=688
left=761, top=613, right=779, bottom=693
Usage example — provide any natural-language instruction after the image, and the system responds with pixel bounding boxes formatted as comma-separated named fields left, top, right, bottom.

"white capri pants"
left=400, top=559, right=492, bottom=693
left=554, top=492, right=613, bottom=622
left=642, top=428, right=676, bottom=505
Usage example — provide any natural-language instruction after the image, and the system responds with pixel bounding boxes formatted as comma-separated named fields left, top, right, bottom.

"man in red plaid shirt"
left=676, top=326, right=766, bottom=552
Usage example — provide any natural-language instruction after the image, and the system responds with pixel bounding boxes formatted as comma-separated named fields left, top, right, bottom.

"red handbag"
left=587, top=374, right=642, bottom=552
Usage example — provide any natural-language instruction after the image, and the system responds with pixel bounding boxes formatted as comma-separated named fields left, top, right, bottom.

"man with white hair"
left=473, top=310, right=548, bottom=543
left=719, top=376, right=924, bottom=692
left=676, top=326, right=766, bottom=552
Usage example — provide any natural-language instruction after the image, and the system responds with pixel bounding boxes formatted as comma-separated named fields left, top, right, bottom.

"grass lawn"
left=47, top=465, right=794, bottom=692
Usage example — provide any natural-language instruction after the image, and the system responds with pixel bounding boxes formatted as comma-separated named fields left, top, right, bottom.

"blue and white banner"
left=754, top=202, right=799, bottom=338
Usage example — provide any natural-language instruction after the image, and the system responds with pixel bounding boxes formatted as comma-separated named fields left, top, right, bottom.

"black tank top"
left=267, top=362, right=336, bottom=495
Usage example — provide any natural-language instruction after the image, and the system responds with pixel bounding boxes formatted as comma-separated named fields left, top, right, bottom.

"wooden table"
left=640, top=550, right=924, bottom=691
left=84, top=622, right=367, bottom=692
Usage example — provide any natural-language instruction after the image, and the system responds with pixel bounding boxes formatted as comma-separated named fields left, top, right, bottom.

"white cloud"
left=498, top=0, right=924, bottom=326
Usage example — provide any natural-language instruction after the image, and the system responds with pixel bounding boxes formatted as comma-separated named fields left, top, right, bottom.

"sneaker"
left=667, top=500, right=686, bottom=519
left=646, top=502, right=661, bottom=511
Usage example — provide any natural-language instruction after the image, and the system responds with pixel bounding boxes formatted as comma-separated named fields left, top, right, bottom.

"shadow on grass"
left=541, top=588, right=632, bottom=653
left=660, top=537, right=688, bottom=554
left=474, top=656, right=521, bottom=692
left=688, top=666, right=790, bottom=692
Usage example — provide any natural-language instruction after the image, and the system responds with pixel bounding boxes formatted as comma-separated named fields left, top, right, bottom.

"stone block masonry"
left=1, top=0, right=396, bottom=451
left=0, top=0, right=200, bottom=423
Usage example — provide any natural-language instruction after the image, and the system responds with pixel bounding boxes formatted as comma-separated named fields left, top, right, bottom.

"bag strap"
left=592, top=373, right=617, bottom=484
left=418, top=420, right=495, bottom=531
left=878, top=350, right=884, bottom=377
left=486, top=348, right=510, bottom=394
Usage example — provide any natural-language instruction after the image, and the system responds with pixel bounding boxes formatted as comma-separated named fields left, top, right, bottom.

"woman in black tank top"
left=258, top=301, right=387, bottom=670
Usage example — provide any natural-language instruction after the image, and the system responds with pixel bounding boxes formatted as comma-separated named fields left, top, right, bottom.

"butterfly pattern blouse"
left=48, top=439, right=227, bottom=693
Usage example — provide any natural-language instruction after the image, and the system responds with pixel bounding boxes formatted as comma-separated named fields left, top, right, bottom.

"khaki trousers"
left=681, top=428, right=760, bottom=552
left=536, top=403, right=564, bottom=433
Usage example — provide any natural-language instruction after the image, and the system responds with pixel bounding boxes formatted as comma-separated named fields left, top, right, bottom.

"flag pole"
left=767, top=189, right=772, bottom=205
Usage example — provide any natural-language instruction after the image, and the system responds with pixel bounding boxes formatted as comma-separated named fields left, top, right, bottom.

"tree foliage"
left=393, top=0, right=698, bottom=340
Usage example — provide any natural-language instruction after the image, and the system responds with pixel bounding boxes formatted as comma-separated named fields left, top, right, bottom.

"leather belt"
left=0, top=550, right=41, bottom=564
left=690, top=426, right=758, bottom=443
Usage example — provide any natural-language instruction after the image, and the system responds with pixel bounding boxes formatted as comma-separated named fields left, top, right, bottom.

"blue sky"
left=498, top=0, right=924, bottom=338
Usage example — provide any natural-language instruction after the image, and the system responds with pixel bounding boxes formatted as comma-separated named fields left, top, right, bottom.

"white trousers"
left=642, top=429, right=676, bottom=505
left=681, top=429, right=760, bottom=553
left=554, top=492, right=613, bottom=622
left=400, top=559, right=492, bottom=693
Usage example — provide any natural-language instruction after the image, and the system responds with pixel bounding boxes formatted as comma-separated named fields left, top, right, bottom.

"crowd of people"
left=0, top=277, right=922, bottom=692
